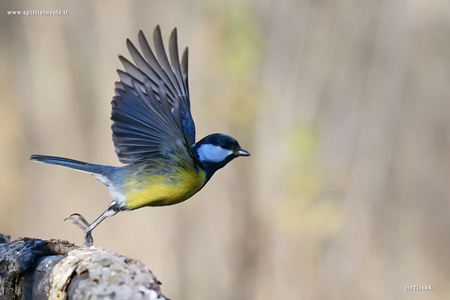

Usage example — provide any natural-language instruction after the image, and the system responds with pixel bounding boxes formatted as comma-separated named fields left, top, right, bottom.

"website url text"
left=7, top=10, right=69, bottom=16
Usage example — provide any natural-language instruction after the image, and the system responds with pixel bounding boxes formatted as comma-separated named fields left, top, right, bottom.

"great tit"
left=30, top=26, right=250, bottom=246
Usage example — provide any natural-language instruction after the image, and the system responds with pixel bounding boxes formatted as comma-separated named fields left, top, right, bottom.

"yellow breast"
left=123, top=164, right=206, bottom=209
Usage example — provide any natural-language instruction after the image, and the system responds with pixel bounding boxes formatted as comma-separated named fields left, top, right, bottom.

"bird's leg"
left=64, top=202, right=122, bottom=247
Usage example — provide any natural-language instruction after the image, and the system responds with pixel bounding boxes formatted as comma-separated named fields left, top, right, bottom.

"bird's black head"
left=192, top=133, right=250, bottom=180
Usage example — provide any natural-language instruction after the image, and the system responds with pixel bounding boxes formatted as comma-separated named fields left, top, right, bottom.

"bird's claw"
left=64, top=213, right=94, bottom=247
left=84, top=232, right=94, bottom=247
left=64, top=213, right=90, bottom=227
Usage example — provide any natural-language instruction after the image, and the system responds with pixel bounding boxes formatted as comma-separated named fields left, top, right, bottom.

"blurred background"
left=1, top=0, right=449, bottom=299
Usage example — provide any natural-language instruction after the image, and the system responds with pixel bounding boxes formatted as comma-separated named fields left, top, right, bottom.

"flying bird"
left=30, top=26, right=250, bottom=246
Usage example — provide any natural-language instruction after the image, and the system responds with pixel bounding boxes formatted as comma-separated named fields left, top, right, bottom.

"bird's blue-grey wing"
left=166, top=29, right=195, bottom=146
left=111, top=26, right=195, bottom=164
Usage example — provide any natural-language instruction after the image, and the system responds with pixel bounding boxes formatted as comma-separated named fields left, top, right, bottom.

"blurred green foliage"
left=279, top=124, right=340, bottom=239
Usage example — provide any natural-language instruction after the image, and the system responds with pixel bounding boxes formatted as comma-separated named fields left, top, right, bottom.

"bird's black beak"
left=235, top=148, right=251, bottom=157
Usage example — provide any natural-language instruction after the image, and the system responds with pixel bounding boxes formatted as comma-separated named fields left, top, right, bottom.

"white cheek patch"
left=197, top=144, right=233, bottom=163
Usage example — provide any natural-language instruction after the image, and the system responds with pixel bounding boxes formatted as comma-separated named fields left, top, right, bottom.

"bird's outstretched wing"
left=112, top=26, right=196, bottom=164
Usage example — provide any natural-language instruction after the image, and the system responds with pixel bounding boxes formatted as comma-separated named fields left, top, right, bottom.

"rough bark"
left=0, top=234, right=167, bottom=300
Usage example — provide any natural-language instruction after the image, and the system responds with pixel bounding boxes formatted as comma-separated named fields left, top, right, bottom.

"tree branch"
left=0, top=233, right=167, bottom=300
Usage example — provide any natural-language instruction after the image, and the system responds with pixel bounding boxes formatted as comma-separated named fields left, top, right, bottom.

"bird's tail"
left=30, top=155, right=110, bottom=177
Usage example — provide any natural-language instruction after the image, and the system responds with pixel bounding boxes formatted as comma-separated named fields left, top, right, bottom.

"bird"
left=30, top=26, right=250, bottom=247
